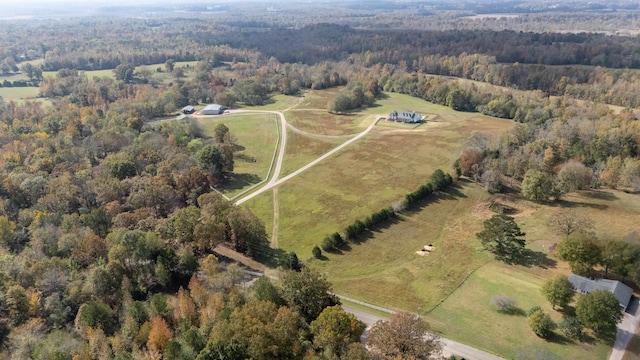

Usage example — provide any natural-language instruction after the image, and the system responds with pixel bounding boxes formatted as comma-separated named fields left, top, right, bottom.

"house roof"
left=182, top=105, right=195, bottom=111
left=568, top=274, right=633, bottom=309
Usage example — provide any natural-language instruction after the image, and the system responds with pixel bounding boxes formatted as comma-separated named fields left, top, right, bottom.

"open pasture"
left=0, top=87, right=51, bottom=107
left=0, top=86, right=40, bottom=101
left=284, top=109, right=367, bottom=136
left=310, top=181, right=493, bottom=312
left=240, top=89, right=640, bottom=359
left=246, top=92, right=513, bottom=257
left=280, top=130, right=345, bottom=177
left=297, top=87, right=342, bottom=109
left=236, top=94, right=303, bottom=111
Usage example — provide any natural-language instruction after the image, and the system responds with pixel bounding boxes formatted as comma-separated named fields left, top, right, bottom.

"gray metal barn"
left=201, top=104, right=223, bottom=115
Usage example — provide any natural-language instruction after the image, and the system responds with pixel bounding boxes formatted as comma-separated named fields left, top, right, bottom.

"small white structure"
left=201, top=104, right=224, bottom=115
left=389, top=110, right=423, bottom=123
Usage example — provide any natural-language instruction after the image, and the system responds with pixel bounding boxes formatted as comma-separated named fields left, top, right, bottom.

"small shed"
left=201, top=104, right=223, bottom=115
left=181, top=105, right=195, bottom=114
left=568, top=274, right=633, bottom=311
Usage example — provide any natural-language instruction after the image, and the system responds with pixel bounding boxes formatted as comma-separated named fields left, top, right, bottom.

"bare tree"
left=548, top=210, right=594, bottom=237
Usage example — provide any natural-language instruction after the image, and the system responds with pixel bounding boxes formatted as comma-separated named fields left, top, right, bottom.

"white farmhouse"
left=388, top=110, right=423, bottom=123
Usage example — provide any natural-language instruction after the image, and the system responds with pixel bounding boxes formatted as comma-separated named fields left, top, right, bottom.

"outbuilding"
left=201, top=104, right=224, bottom=115
left=181, top=105, right=195, bottom=114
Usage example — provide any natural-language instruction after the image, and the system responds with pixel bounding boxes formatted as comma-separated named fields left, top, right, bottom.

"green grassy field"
left=237, top=94, right=303, bottom=111
left=428, top=262, right=611, bottom=359
left=310, top=181, right=493, bottom=312
left=0, top=87, right=51, bottom=107
left=250, top=93, right=512, bottom=257
left=0, top=87, right=40, bottom=101
left=284, top=110, right=367, bottom=136
left=297, top=87, right=342, bottom=109
left=197, top=113, right=279, bottom=197
left=280, top=130, right=345, bottom=176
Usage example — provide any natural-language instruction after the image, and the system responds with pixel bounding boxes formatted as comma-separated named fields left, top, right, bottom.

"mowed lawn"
left=423, top=187, right=640, bottom=359
left=197, top=113, right=279, bottom=197
left=427, top=263, right=611, bottom=359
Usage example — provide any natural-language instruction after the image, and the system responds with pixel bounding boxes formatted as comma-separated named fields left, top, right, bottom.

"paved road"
left=235, top=114, right=382, bottom=205
left=609, top=297, right=640, bottom=360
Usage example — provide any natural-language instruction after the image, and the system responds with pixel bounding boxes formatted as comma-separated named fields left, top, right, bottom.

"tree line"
left=320, top=169, right=454, bottom=254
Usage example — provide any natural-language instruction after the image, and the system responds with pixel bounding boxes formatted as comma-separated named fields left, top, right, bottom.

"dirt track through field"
left=234, top=114, right=382, bottom=205
left=271, top=187, right=279, bottom=248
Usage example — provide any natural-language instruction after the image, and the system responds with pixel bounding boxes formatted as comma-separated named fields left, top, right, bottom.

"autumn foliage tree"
left=310, top=305, right=366, bottom=358
left=147, top=316, right=172, bottom=353
left=367, top=312, right=441, bottom=360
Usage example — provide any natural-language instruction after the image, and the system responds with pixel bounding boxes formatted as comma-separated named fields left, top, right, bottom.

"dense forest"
left=0, top=2, right=639, bottom=359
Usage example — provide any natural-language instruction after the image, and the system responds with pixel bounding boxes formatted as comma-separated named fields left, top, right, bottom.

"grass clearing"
left=310, top=181, right=493, bottom=312
left=297, top=88, right=342, bottom=109
left=197, top=113, right=279, bottom=197
left=238, top=94, right=303, bottom=111
left=284, top=110, right=367, bottom=136
left=242, top=190, right=275, bottom=242
left=280, top=130, right=345, bottom=177
left=427, top=263, right=611, bottom=359
left=0, top=86, right=45, bottom=105
left=237, top=90, right=639, bottom=358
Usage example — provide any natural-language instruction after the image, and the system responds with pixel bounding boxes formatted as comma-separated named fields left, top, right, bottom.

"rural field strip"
left=219, top=113, right=282, bottom=202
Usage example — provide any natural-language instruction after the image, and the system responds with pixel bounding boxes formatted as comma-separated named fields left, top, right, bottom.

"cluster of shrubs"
left=321, top=232, right=345, bottom=253
left=317, top=169, right=454, bottom=255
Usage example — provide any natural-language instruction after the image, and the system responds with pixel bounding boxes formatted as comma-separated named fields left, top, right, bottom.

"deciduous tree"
left=147, top=316, right=172, bottom=353
left=522, top=169, right=554, bottom=201
left=280, top=267, right=340, bottom=324
left=576, top=290, right=622, bottom=335
left=541, top=275, right=575, bottom=310
left=555, top=233, right=601, bottom=274
left=211, top=301, right=304, bottom=360
left=367, top=312, right=441, bottom=360
left=548, top=210, right=594, bottom=237
left=310, top=305, right=366, bottom=358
